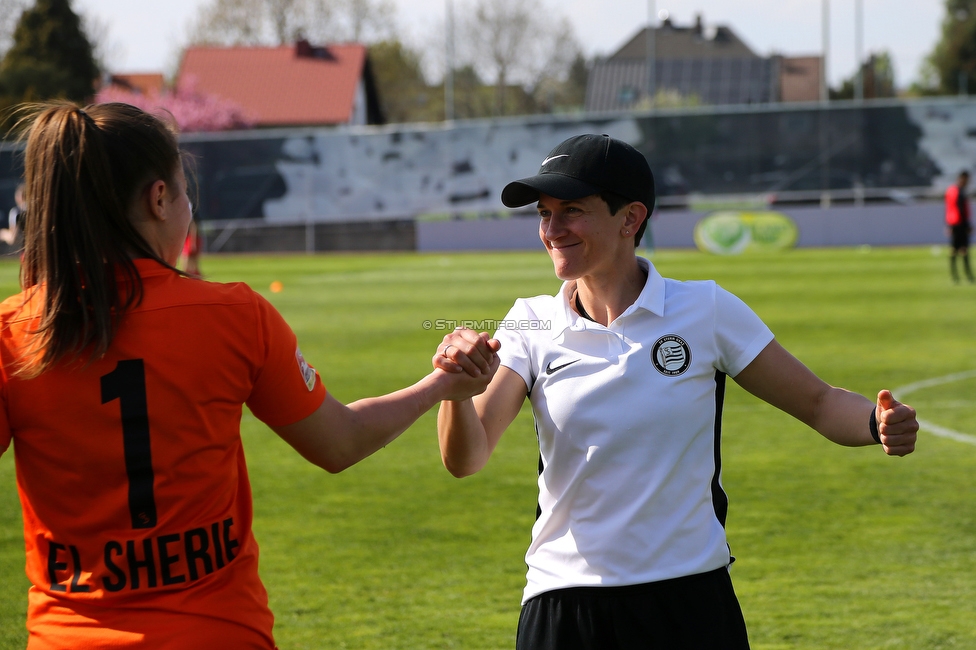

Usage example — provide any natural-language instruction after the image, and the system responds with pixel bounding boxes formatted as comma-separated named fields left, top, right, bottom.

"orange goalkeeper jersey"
left=0, top=259, right=326, bottom=649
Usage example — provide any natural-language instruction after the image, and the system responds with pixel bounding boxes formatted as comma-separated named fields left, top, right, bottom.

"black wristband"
left=869, top=409, right=881, bottom=444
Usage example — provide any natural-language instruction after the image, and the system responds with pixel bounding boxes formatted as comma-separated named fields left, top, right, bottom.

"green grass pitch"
left=1, top=245, right=975, bottom=649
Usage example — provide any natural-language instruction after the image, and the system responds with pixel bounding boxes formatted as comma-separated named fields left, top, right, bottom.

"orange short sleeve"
left=245, top=292, right=326, bottom=428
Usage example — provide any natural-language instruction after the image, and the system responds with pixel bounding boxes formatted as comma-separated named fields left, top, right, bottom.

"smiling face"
left=537, top=193, right=632, bottom=282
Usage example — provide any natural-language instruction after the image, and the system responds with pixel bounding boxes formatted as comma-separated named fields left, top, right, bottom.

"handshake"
left=429, top=328, right=502, bottom=402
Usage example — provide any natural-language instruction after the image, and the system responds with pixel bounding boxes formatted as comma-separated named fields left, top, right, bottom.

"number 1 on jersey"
left=101, top=359, right=157, bottom=529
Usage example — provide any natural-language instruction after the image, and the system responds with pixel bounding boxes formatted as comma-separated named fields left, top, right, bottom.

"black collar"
left=574, top=291, right=595, bottom=322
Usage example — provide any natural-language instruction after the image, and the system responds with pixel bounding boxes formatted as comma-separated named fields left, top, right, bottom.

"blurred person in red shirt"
left=945, top=170, right=973, bottom=283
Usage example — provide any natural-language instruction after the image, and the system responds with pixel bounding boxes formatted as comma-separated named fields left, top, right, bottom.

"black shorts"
left=951, top=224, right=971, bottom=250
left=516, top=567, right=750, bottom=650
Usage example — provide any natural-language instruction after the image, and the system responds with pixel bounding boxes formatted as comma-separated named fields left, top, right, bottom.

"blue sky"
left=77, top=0, right=942, bottom=89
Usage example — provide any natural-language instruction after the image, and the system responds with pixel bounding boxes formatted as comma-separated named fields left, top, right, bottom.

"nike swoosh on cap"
left=541, top=154, right=569, bottom=166
left=545, top=359, right=580, bottom=375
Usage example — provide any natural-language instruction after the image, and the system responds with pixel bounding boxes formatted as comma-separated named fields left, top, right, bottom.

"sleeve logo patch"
left=296, top=347, right=317, bottom=391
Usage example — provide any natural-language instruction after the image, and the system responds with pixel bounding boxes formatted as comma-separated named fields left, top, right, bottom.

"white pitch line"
left=894, top=371, right=976, bottom=446
left=894, top=369, right=976, bottom=397
left=914, top=419, right=976, bottom=446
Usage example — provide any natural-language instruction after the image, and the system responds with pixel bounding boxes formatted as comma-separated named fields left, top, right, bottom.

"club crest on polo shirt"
left=651, top=335, right=691, bottom=376
left=295, top=347, right=316, bottom=391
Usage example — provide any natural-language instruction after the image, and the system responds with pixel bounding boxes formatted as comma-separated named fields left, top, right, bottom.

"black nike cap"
left=501, top=134, right=656, bottom=211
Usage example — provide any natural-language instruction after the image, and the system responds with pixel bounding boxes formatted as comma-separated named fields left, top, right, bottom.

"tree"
left=532, top=52, right=590, bottom=114
left=562, top=53, right=590, bottom=108
left=191, top=0, right=324, bottom=46
left=0, top=0, right=99, bottom=102
left=368, top=39, right=442, bottom=123
left=338, top=0, right=395, bottom=42
left=83, top=13, right=122, bottom=79
left=1, top=1, right=119, bottom=86
left=190, top=0, right=394, bottom=46
left=457, top=0, right=581, bottom=116
left=925, top=0, right=976, bottom=94
left=831, top=51, right=896, bottom=100
left=0, top=0, right=28, bottom=58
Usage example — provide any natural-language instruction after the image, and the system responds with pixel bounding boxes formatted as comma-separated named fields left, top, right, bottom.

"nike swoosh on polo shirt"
left=545, top=359, right=580, bottom=375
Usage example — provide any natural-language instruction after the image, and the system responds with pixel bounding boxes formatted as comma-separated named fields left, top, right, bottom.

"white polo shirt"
left=493, top=257, right=774, bottom=604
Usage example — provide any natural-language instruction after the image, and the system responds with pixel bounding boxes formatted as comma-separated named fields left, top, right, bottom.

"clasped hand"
left=431, top=327, right=501, bottom=401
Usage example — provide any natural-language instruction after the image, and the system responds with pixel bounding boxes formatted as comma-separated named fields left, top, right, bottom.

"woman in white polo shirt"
left=434, top=134, right=919, bottom=650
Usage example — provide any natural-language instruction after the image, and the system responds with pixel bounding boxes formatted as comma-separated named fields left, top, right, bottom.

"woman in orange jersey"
left=0, top=103, right=498, bottom=649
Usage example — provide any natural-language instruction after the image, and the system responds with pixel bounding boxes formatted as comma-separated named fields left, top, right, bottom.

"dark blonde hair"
left=16, top=102, right=182, bottom=376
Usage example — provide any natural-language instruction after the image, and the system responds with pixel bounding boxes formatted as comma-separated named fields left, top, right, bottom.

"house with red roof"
left=104, top=73, right=166, bottom=96
left=177, top=40, right=384, bottom=127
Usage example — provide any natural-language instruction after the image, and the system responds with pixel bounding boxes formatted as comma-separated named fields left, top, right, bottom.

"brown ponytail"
left=15, top=102, right=183, bottom=377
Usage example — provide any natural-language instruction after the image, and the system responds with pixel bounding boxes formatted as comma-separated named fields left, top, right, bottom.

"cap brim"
left=501, top=174, right=603, bottom=208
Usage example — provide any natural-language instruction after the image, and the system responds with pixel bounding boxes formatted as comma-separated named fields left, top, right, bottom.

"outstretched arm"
left=733, top=340, right=917, bottom=456
left=273, top=362, right=498, bottom=474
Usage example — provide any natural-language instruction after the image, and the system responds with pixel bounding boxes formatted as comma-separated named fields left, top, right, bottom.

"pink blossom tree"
left=95, top=76, right=256, bottom=132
